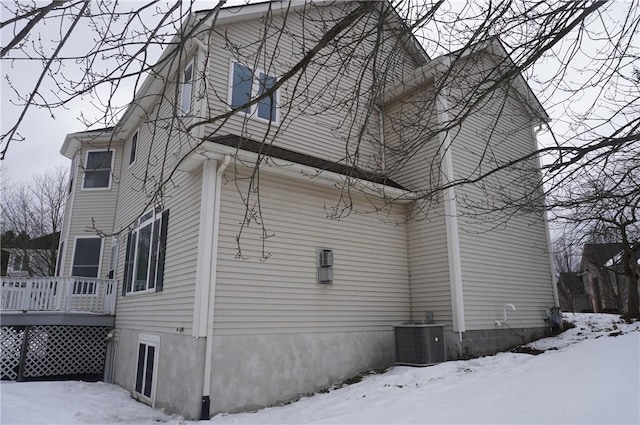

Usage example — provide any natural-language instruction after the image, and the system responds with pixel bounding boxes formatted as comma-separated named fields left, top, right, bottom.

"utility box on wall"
left=394, top=323, right=446, bottom=366
left=317, top=249, right=334, bottom=284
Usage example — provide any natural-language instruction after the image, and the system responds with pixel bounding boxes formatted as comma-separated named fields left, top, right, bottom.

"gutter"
left=200, top=154, right=231, bottom=420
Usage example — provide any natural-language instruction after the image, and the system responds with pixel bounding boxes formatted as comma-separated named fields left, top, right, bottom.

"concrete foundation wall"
left=446, top=326, right=548, bottom=359
left=113, top=328, right=206, bottom=420
left=209, top=330, right=394, bottom=415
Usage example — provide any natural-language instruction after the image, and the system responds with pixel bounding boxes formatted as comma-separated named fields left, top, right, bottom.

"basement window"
left=135, top=334, right=160, bottom=403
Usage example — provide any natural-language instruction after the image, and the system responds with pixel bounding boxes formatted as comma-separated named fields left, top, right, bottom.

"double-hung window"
left=12, top=253, right=28, bottom=272
left=129, top=130, right=138, bottom=165
left=229, top=62, right=278, bottom=123
left=181, top=61, right=193, bottom=115
left=123, top=208, right=169, bottom=294
left=83, top=150, right=113, bottom=189
left=68, top=156, right=77, bottom=195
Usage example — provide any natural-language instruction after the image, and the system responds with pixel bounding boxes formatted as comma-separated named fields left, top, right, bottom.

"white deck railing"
left=1, top=277, right=116, bottom=315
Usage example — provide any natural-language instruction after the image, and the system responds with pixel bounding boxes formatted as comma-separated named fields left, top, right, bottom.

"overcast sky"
left=1, top=1, right=632, bottom=188
left=0, top=0, right=223, bottom=185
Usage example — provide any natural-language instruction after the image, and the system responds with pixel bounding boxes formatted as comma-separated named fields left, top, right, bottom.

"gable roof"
left=195, top=0, right=430, bottom=65
left=580, top=243, right=640, bottom=271
left=380, top=37, right=549, bottom=125
left=62, top=1, right=430, bottom=158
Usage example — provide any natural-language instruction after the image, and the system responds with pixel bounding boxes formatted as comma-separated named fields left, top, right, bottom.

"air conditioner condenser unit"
left=394, top=323, right=446, bottom=366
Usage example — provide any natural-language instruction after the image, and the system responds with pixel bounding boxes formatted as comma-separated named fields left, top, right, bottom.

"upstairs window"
left=129, top=130, right=138, bottom=165
left=123, top=208, right=169, bottom=294
left=83, top=150, right=113, bottom=189
left=229, top=62, right=278, bottom=123
left=181, top=61, right=193, bottom=115
left=68, top=156, right=77, bottom=195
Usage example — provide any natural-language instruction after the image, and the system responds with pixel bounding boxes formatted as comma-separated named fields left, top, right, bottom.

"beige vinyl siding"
left=383, top=89, right=440, bottom=190
left=61, top=144, right=122, bottom=278
left=406, top=203, right=453, bottom=328
left=448, top=72, right=554, bottom=330
left=383, top=91, right=454, bottom=327
left=113, top=101, right=202, bottom=335
left=213, top=170, right=411, bottom=335
left=201, top=2, right=420, bottom=172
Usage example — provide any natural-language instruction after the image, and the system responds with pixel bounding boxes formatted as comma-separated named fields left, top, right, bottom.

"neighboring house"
left=56, top=1, right=557, bottom=419
left=579, top=243, right=640, bottom=314
left=557, top=272, right=592, bottom=313
left=2, top=232, right=60, bottom=277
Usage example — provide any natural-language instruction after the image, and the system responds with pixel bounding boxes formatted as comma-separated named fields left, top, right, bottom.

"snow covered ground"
left=2, top=313, right=639, bottom=425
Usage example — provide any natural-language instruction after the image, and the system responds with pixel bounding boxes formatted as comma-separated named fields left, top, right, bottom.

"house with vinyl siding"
left=56, top=1, right=557, bottom=419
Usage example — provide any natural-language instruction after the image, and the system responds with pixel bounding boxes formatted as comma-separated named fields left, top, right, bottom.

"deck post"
left=16, top=325, right=30, bottom=382
left=65, top=279, right=74, bottom=312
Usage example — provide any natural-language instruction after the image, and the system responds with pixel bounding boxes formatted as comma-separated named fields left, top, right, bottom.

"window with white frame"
left=123, top=208, right=169, bottom=294
left=68, top=156, right=77, bottom=195
left=83, top=150, right=113, bottom=189
left=135, top=334, right=160, bottom=402
left=11, top=252, right=28, bottom=272
left=229, top=62, right=278, bottom=123
left=129, top=130, right=138, bottom=165
left=71, top=237, right=102, bottom=277
left=180, top=61, right=193, bottom=114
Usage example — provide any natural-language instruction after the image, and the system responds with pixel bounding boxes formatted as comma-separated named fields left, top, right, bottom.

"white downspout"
left=200, top=154, right=231, bottom=419
left=532, top=126, right=559, bottom=307
left=436, top=82, right=466, bottom=340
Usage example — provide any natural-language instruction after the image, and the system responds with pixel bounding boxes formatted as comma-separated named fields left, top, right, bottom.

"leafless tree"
left=1, top=166, right=68, bottom=276
left=1, top=1, right=638, bottom=291
left=552, top=155, right=640, bottom=317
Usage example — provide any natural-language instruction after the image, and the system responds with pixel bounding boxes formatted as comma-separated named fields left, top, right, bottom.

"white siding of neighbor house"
left=445, top=57, right=555, bottom=330
left=200, top=2, right=421, bottom=171
left=112, top=105, right=203, bottom=335
left=383, top=91, right=454, bottom=328
left=60, top=142, right=123, bottom=279
left=212, top=169, right=411, bottom=335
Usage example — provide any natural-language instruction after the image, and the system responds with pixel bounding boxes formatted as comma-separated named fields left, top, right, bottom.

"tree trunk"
left=620, top=238, right=639, bottom=319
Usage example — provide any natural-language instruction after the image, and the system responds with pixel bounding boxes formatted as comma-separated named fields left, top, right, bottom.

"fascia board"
left=201, top=1, right=327, bottom=26
left=60, top=129, right=117, bottom=158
